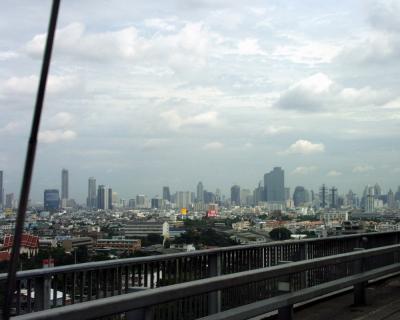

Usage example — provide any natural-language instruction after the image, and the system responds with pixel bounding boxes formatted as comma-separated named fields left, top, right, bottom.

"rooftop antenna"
left=2, top=1, right=60, bottom=318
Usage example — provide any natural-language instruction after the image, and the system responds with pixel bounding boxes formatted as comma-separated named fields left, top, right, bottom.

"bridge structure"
left=1, top=231, right=400, bottom=319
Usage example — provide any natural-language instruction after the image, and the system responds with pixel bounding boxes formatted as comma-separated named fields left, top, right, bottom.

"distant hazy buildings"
left=44, top=189, right=60, bottom=211
left=293, top=186, right=309, bottom=207
left=162, top=186, right=170, bottom=202
left=196, top=182, right=204, bottom=203
left=231, top=185, right=240, bottom=205
left=87, top=177, right=97, bottom=209
left=0, top=170, right=3, bottom=209
left=264, top=167, right=285, bottom=203
left=5, top=193, right=14, bottom=209
left=176, top=191, right=191, bottom=209
left=320, top=184, right=328, bottom=208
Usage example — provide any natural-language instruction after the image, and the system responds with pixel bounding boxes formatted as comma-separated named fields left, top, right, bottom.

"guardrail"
left=12, top=243, right=400, bottom=320
left=2, top=230, right=400, bottom=316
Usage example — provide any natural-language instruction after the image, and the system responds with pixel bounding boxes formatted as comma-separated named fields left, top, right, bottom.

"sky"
left=1, top=0, right=400, bottom=203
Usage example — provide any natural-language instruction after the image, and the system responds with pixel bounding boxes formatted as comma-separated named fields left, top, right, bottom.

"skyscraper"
left=197, top=181, right=204, bottom=203
left=176, top=191, right=191, bottom=209
left=108, top=187, right=113, bottom=210
left=162, top=186, right=170, bottom=202
left=61, top=169, right=69, bottom=201
left=0, top=170, right=3, bottom=209
left=44, top=189, right=60, bottom=211
left=329, top=187, right=338, bottom=209
left=97, top=185, right=109, bottom=210
left=230, top=185, right=240, bottom=205
left=264, top=167, right=285, bottom=203
left=87, top=177, right=97, bottom=209
left=293, top=186, right=309, bottom=207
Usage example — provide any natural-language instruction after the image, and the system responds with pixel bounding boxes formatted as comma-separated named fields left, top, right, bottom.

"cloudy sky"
left=1, top=0, right=400, bottom=202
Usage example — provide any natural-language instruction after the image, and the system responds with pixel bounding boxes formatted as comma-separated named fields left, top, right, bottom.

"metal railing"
left=2, top=230, right=400, bottom=316
left=12, top=243, right=400, bottom=320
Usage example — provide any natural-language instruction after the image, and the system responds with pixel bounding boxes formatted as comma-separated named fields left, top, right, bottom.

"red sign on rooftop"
left=2, top=234, right=39, bottom=250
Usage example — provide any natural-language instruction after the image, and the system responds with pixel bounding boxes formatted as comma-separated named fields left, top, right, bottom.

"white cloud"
left=283, top=140, right=325, bottom=155
left=144, top=18, right=176, bottom=31
left=3, top=75, right=81, bottom=95
left=352, top=165, right=374, bottom=173
left=25, top=21, right=221, bottom=71
left=49, top=112, right=74, bottom=128
left=327, top=170, right=342, bottom=177
left=160, top=110, right=219, bottom=130
left=0, top=50, right=19, bottom=61
left=265, top=125, right=292, bottom=135
left=39, top=130, right=77, bottom=144
left=237, top=38, right=265, bottom=55
left=0, top=121, right=23, bottom=134
left=141, top=138, right=168, bottom=150
left=203, top=141, right=224, bottom=150
left=292, top=166, right=318, bottom=175
left=273, top=42, right=340, bottom=64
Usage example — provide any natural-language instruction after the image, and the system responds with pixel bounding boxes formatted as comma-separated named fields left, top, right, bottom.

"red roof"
left=3, top=234, right=39, bottom=250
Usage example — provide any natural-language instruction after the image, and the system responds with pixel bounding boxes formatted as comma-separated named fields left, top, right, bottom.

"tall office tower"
left=319, top=184, right=328, bottom=208
left=264, top=167, right=285, bottom=203
left=162, top=186, right=171, bottom=202
left=136, top=194, right=146, bottom=208
left=97, top=185, right=109, bottom=210
left=128, top=199, right=136, bottom=209
left=196, top=182, right=204, bottom=203
left=108, top=187, right=113, bottom=210
left=346, top=190, right=356, bottom=208
left=395, top=186, right=400, bottom=202
left=87, top=177, right=97, bottom=209
left=61, top=169, right=69, bottom=201
left=215, top=188, right=221, bottom=203
left=204, top=191, right=215, bottom=204
left=284, top=188, right=290, bottom=201
left=374, top=183, right=382, bottom=197
left=230, top=185, right=240, bottom=205
left=387, top=189, right=395, bottom=209
left=176, top=191, right=191, bottom=209
left=240, top=189, right=252, bottom=206
left=253, top=182, right=264, bottom=204
left=5, top=193, right=14, bottom=209
left=293, top=186, right=309, bottom=207
left=0, top=170, right=3, bottom=209
left=44, top=189, right=60, bottom=211
left=329, top=187, right=338, bottom=209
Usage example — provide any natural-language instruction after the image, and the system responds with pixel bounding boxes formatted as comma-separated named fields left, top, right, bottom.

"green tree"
left=269, top=228, right=292, bottom=241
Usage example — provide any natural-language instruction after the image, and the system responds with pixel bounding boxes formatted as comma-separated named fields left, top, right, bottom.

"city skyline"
left=1, top=167, right=399, bottom=205
left=1, top=1, right=400, bottom=202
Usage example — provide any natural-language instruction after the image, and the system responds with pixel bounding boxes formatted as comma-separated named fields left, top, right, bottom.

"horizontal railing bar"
left=12, top=244, right=400, bottom=320
left=198, top=263, right=400, bottom=320
left=1, top=230, right=398, bottom=281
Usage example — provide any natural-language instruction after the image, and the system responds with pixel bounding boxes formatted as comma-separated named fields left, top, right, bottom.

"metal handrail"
left=0, top=230, right=397, bottom=281
left=12, top=243, right=400, bottom=320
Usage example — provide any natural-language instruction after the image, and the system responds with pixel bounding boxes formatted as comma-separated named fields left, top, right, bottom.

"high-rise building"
left=0, top=170, right=3, bottom=209
left=108, top=187, right=113, bottom=210
left=253, top=182, right=264, bottom=204
left=264, top=167, right=285, bottom=203
left=293, top=186, right=309, bottom=207
left=5, top=193, right=14, bottom=209
left=176, top=191, right=191, bottom=209
left=230, top=185, right=240, bottom=205
left=162, top=186, right=171, bottom=202
left=61, top=169, right=69, bottom=201
left=374, top=183, right=382, bottom=197
left=87, top=177, right=97, bottom=209
left=97, top=185, right=109, bottom=210
left=387, top=189, right=395, bottom=209
left=128, top=199, right=136, bottom=209
left=136, top=195, right=146, bottom=208
left=44, top=189, right=60, bottom=211
left=196, top=182, right=204, bottom=203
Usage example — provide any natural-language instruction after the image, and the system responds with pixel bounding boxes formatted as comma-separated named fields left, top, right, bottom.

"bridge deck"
left=269, top=276, right=400, bottom=320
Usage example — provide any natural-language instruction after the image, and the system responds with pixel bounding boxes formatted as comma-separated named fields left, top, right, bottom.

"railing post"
left=278, top=260, right=293, bottom=320
left=208, top=253, right=221, bottom=314
left=353, top=248, right=366, bottom=306
left=34, top=276, right=51, bottom=311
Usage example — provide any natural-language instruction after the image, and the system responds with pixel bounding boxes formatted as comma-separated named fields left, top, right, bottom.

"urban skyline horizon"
left=1, top=167, right=399, bottom=205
